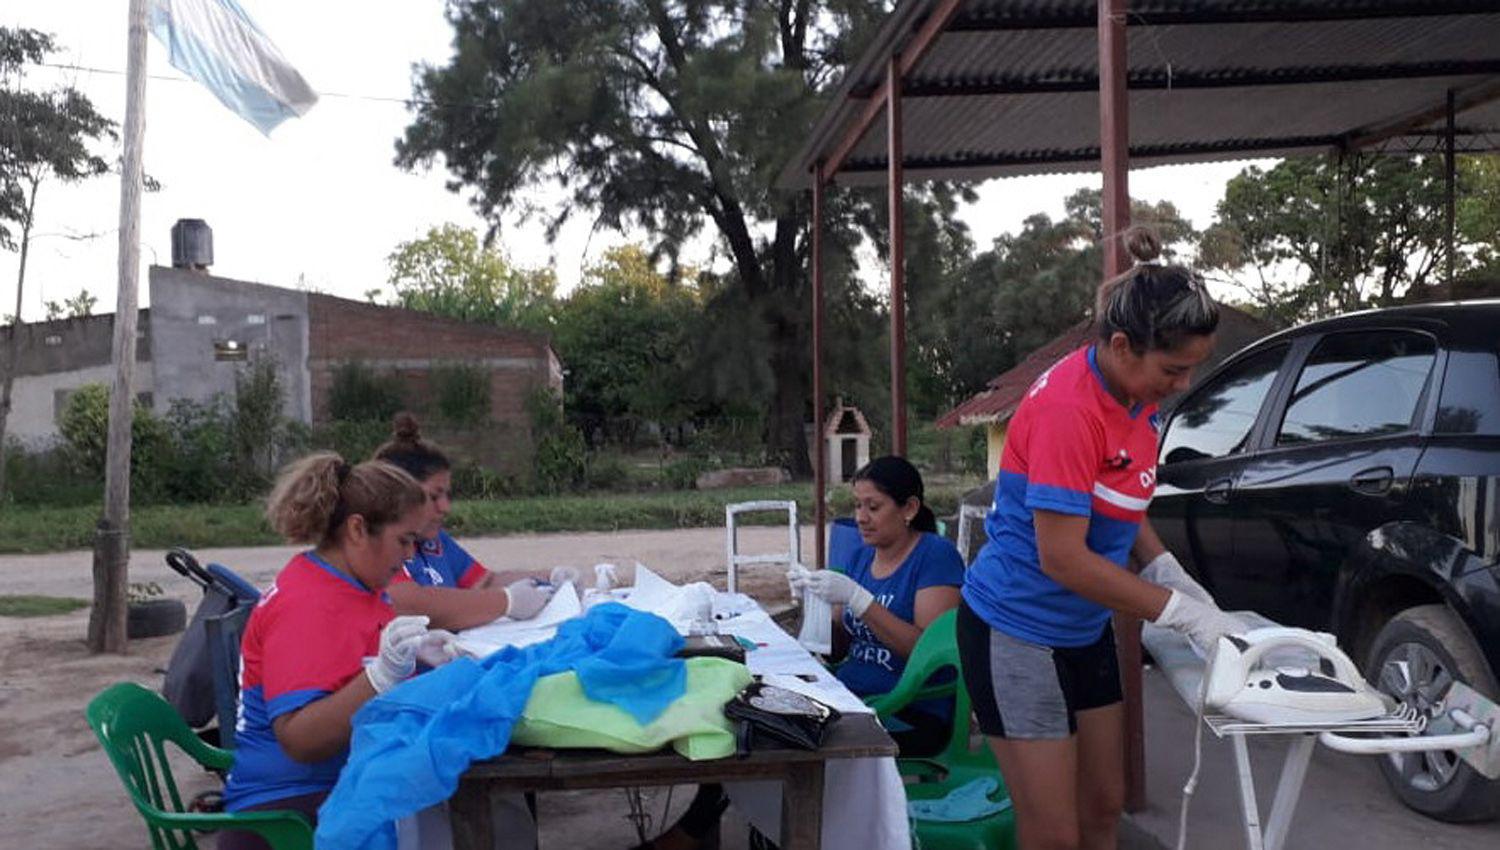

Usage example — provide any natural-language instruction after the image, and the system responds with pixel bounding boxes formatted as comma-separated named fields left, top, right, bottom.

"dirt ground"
left=0, top=526, right=812, bottom=849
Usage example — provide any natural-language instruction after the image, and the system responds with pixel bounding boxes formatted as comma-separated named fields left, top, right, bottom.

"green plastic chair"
left=86, top=682, right=313, bottom=850
left=866, top=610, right=1016, bottom=850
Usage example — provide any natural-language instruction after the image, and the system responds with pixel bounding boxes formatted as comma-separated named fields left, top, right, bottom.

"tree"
left=918, top=188, right=1198, bottom=402
left=385, top=223, right=557, bottom=330
left=396, top=0, right=906, bottom=475
left=1199, top=154, right=1500, bottom=325
left=0, top=27, right=116, bottom=499
left=550, top=244, right=702, bottom=444
left=44, top=288, right=97, bottom=320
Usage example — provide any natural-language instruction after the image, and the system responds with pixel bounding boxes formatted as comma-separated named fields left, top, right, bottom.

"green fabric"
left=512, top=657, right=751, bottom=760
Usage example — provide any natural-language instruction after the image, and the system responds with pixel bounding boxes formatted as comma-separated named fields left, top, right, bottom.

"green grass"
left=0, top=479, right=984, bottom=555
left=0, top=595, right=91, bottom=617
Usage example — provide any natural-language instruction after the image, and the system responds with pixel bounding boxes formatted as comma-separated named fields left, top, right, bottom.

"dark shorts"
left=956, top=600, right=1122, bottom=739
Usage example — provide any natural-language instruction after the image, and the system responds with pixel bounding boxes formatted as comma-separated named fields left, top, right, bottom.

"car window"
left=1276, top=331, right=1436, bottom=446
left=1160, top=345, right=1287, bottom=464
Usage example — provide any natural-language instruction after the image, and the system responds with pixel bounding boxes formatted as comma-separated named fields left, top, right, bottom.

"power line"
left=35, top=60, right=450, bottom=108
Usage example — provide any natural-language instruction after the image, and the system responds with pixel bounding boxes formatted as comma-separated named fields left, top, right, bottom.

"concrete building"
left=2, top=264, right=562, bottom=475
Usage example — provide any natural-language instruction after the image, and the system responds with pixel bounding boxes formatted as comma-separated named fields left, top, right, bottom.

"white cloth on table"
left=717, top=603, right=910, bottom=850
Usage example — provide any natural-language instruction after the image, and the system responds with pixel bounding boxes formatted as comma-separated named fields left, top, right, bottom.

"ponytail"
left=1097, top=226, right=1219, bottom=354
left=266, top=451, right=425, bottom=546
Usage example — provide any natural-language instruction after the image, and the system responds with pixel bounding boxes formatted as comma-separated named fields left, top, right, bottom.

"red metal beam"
left=812, top=172, right=827, bottom=570
left=816, top=0, right=965, bottom=185
left=1099, top=0, right=1147, bottom=815
left=889, top=54, right=908, bottom=458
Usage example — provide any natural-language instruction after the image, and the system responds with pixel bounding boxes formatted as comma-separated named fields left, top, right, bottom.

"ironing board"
left=1142, top=616, right=1491, bottom=850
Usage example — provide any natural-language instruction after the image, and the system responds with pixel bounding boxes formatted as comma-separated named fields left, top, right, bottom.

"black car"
left=1152, top=300, right=1500, bottom=822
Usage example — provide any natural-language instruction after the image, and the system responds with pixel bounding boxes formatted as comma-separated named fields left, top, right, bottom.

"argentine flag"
left=148, top=0, right=317, bottom=135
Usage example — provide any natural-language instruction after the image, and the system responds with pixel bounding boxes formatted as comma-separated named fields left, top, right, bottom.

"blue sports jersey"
left=225, top=552, right=395, bottom=811
left=392, top=529, right=488, bottom=589
left=836, top=532, right=965, bottom=714
left=964, top=346, right=1160, bottom=647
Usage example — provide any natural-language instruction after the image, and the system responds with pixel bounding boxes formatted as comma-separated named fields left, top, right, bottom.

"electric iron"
left=1202, top=627, right=1392, bottom=724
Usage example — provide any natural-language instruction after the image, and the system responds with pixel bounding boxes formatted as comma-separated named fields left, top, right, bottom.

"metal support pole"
left=887, top=55, right=907, bottom=457
left=812, top=172, right=827, bottom=570
left=89, top=0, right=149, bottom=654
left=1446, top=88, right=1457, bottom=300
left=1099, top=0, right=1146, bottom=812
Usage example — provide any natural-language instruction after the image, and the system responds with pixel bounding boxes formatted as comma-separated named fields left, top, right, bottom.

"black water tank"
left=171, top=219, right=213, bottom=270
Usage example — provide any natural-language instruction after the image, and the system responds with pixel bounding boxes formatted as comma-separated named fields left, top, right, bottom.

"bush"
left=232, top=357, right=287, bottom=487
left=2, top=444, right=97, bottom=506
left=527, top=388, right=586, bottom=494
left=584, top=453, right=631, bottom=491
left=307, top=419, right=391, bottom=464
left=662, top=456, right=712, bottom=490
left=328, top=362, right=406, bottom=423
left=56, top=383, right=171, bottom=500
left=449, top=461, right=516, bottom=500
left=157, top=398, right=237, bottom=503
left=432, top=362, right=492, bottom=426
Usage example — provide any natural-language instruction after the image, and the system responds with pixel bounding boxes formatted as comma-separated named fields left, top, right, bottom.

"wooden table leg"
left=780, top=761, right=826, bottom=850
left=450, top=778, right=494, bottom=850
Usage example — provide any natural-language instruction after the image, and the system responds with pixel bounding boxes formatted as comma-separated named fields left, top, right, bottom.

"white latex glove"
left=790, top=568, right=875, bottom=617
left=414, top=628, right=462, bottom=667
left=504, top=578, right=554, bottom=620
left=366, top=615, right=430, bottom=693
left=1139, top=551, right=1213, bottom=604
left=1153, top=589, right=1248, bottom=654
left=548, top=566, right=580, bottom=587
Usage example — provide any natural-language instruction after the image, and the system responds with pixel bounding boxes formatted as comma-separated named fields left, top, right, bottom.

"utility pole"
left=88, top=0, right=148, bottom=653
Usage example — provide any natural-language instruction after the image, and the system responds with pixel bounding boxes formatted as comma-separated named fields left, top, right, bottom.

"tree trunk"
left=765, top=213, right=812, bottom=478
left=0, top=175, right=39, bottom=500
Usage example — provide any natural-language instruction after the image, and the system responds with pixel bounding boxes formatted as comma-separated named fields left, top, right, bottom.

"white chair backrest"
left=724, top=500, right=800, bottom=594
left=955, top=502, right=989, bottom=566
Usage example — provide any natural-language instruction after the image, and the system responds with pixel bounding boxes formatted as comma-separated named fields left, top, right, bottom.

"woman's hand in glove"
left=1139, top=551, right=1213, bottom=604
left=1153, top=589, right=1248, bottom=654
left=787, top=567, right=875, bottom=617
left=414, top=629, right=464, bottom=667
left=504, top=578, right=554, bottom=620
left=366, top=615, right=430, bottom=693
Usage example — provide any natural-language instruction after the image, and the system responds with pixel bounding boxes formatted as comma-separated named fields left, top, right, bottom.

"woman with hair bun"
left=374, top=412, right=561, bottom=631
left=790, top=455, right=965, bottom=756
left=220, top=453, right=455, bottom=849
left=958, top=227, right=1247, bottom=849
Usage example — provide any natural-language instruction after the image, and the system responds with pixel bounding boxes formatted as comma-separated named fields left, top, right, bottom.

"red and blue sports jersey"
left=390, top=529, right=488, bottom=589
left=964, top=346, right=1160, bottom=647
left=223, top=552, right=394, bottom=811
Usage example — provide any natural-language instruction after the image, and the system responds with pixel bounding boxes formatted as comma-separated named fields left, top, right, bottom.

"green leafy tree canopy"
left=385, top=223, right=557, bottom=331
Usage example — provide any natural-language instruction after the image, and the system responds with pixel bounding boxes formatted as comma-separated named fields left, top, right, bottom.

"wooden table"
left=449, top=713, right=897, bottom=850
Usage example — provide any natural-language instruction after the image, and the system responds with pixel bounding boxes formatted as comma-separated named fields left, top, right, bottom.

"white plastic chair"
left=724, top=500, right=801, bottom=594
left=954, top=503, right=989, bottom=566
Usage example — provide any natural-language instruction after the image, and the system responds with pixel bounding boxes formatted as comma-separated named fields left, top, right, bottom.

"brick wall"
left=305, top=294, right=563, bottom=477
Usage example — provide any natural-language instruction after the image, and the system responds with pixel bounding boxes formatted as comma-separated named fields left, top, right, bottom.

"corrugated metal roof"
left=780, top=1, right=1500, bottom=188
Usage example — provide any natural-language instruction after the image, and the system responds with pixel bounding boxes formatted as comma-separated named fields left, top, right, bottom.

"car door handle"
left=1349, top=466, right=1394, bottom=495
left=1203, top=478, right=1233, bottom=505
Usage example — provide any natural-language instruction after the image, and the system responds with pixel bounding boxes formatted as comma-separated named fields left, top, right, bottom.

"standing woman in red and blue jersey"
left=958, top=229, right=1247, bottom=850
left=374, top=413, right=561, bottom=631
left=221, top=453, right=461, bottom=850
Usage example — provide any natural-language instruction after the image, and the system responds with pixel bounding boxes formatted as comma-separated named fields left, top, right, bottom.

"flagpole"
left=88, top=0, right=149, bottom=653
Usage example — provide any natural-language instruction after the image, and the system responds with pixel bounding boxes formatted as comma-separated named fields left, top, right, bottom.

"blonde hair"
left=1096, top=226, right=1219, bottom=353
left=265, top=452, right=425, bottom=546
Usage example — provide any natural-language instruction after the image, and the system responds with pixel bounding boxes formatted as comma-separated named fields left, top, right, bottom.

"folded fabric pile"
left=316, top=602, right=688, bottom=849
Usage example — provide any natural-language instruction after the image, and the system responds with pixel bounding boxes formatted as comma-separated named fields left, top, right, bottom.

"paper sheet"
left=455, top=581, right=581, bottom=656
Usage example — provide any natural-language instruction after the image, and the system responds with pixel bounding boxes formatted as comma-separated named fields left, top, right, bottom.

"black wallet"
left=722, top=682, right=841, bottom=755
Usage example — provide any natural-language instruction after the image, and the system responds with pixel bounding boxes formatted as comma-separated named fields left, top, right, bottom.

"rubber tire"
left=127, top=597, right=188, bottom=640
left=1367, top=604, right=1500, bottom=822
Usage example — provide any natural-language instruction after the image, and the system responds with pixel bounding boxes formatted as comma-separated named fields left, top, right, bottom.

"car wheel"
left=1367, top=604, right=1500, bottom=822
left=127, top=598, right=187, bottom=640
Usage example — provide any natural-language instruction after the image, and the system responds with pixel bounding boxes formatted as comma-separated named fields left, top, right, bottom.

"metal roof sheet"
left=780, top=1, right=1500, bottom=188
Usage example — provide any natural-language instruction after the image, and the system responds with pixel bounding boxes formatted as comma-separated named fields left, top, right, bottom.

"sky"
left=2, top=1, right=1270, bottom=323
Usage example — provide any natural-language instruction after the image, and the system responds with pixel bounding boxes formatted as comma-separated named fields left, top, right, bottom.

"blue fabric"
left=315, top=603, right=686, bottom=849
left=836, top=533, right=965, bottom=718
left=907, top=777, right=1012, bottom=823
